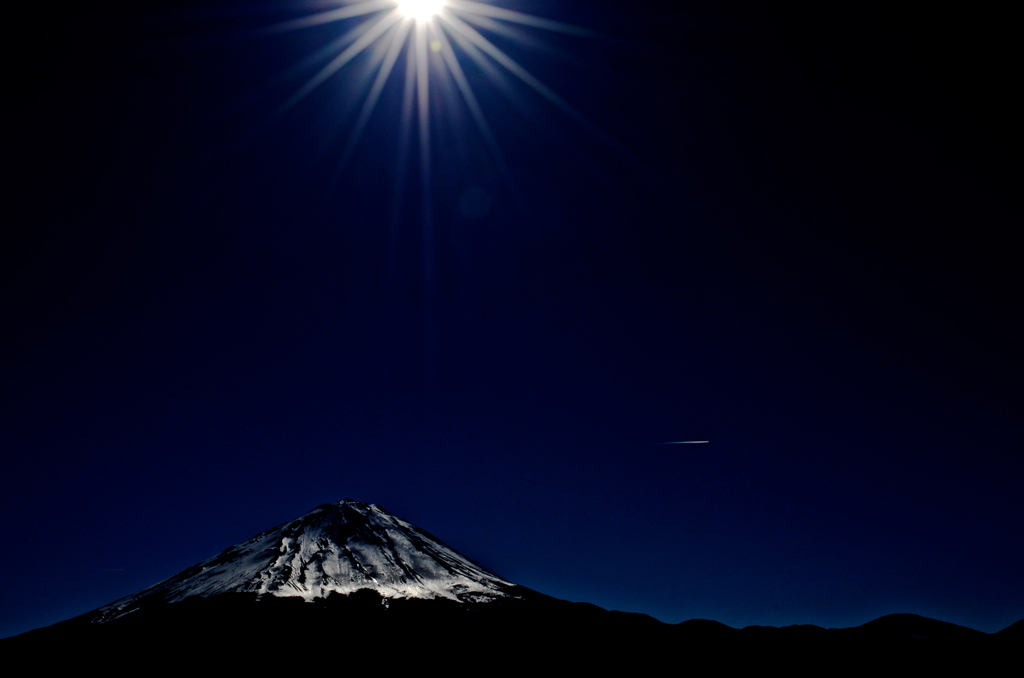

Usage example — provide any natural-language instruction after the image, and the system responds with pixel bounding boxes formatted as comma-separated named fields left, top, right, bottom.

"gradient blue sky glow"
left=2, top=1, right=1020, bottom=639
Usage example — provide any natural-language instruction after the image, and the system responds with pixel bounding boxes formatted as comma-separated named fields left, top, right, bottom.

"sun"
left=396, top=0, right=446, bottom=22
left=265, top=0, right=600, bottom=211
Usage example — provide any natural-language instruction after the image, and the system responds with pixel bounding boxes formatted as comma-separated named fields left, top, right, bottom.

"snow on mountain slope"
left=93, top=500, right=516, bottom=622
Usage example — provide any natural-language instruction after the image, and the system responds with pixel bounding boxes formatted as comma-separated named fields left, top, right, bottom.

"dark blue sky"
left=3, top=1, right=1020, bottom=638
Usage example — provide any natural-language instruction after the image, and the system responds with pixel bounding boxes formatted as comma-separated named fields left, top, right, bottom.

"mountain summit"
left=5, top=499, right=1018, bottom=674
left=95, top=499, right=515, bottom=623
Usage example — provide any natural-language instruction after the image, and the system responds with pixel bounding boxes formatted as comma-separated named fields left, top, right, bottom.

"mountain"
left=92, top=499, right=516, bottom=623
left=3, top=500, right=1018, bottom=673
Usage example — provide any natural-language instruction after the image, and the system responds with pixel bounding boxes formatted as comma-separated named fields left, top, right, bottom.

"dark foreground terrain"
left=5, top=589, right=1019, bottom=673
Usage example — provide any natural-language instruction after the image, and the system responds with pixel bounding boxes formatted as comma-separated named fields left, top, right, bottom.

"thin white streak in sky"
left=267, top=0, right=395, bottom=34
left=447, top=0, right=600, bottom=38
left=435, top=28, right=502, bottom=161
left=440, top=11, right=631, bottom=161
left=440, top=12, right=575, bottom=120
left=279, top=9, right=403, bottom=114
left=335, top=19, right=414, bottom=171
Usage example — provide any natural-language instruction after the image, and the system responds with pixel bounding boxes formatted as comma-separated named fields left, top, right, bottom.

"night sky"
left=3, top=1, right=1020, bottom=638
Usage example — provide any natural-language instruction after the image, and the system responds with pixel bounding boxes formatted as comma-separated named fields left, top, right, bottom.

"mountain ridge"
left=3, top=499, right=1018, bottom=672
left=91, top=499, right=516, bottom=624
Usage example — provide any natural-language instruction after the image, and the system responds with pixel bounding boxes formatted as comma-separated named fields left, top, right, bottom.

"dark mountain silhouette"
left=3, top=500, right=1016, bottom=672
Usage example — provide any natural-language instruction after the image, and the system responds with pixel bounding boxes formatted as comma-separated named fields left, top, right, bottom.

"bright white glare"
left=397, top=0, right=446, bottom=22
left=268, top=0, right=605, bottom=200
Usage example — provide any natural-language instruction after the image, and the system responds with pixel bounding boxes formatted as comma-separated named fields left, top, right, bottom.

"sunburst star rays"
left=243, top=0, right=616, bottom=307
left=264, top=0, right=603, bottom=184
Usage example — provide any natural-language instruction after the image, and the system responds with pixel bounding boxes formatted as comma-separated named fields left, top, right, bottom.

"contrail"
left=659, top=441, right=709, bottom=444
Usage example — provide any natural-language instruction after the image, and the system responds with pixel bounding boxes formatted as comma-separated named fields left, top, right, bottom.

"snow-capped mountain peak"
left=94, top=500, right=515, bottom=622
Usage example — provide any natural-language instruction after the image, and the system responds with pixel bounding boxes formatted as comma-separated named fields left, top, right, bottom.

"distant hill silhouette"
left=4, top=501, right=1017, bottom=672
